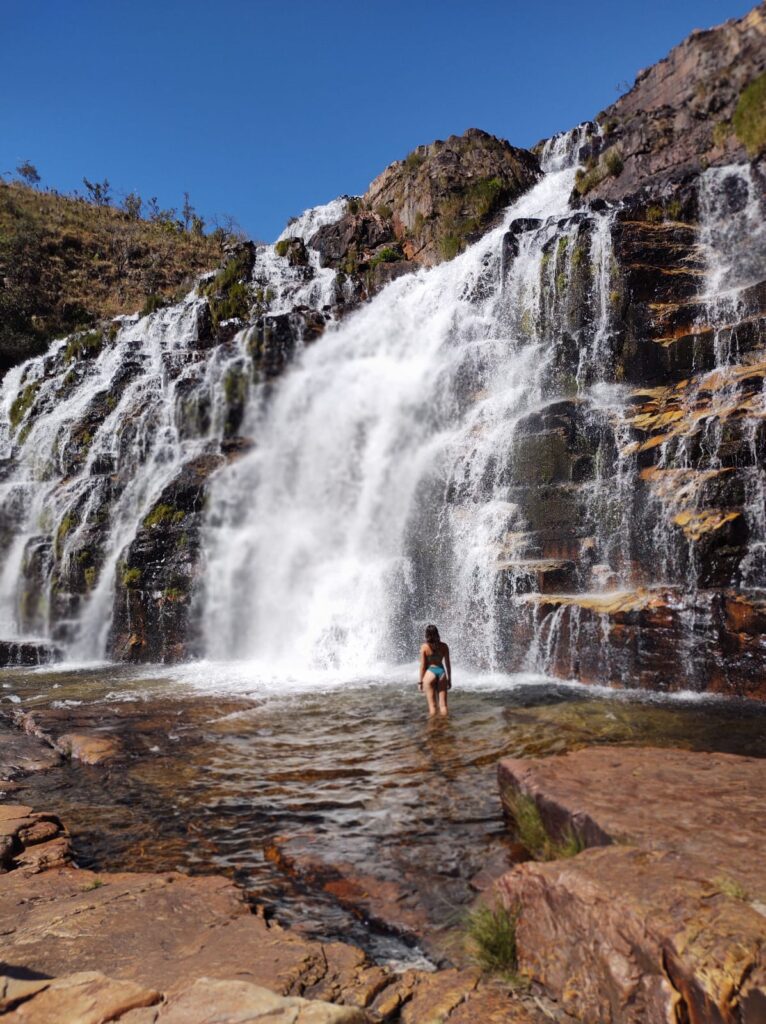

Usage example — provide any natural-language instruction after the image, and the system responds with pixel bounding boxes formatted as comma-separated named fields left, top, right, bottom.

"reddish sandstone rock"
left=584, top=5, right=766, bottom=201
left=1, top=972, right=159, bottom=1023
left=498, top=847, right=766, bottom=1024
left=117, top=977, right=366, bottom=1023
left=0, top=727, right=61, bottom=781
left=495, top=747, right=766, bottom=1023
left=55, top=731, right=121, bottom=765
left=0, top=804, right=70, bottom=874
left=498, top=746, right=766, bottom=896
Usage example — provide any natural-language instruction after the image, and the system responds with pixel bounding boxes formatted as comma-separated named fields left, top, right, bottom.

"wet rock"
left=55, top=732, right=121, bottom=765
left=0, top=726, right=62, bottom=781
left=495, top=746, right=766, bottom=1023
left=109, top=453, right=224, bottom=663
left=16, top=710, right=123, bottom=765
left=0, top=641, right=60, bottom=668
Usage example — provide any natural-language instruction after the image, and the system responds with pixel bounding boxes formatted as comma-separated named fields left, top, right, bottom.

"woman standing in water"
left=419, top=624, right=451, bottom=717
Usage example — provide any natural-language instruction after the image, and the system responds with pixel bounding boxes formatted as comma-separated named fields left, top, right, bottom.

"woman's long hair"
left=425, top=624, right=440, bottom=645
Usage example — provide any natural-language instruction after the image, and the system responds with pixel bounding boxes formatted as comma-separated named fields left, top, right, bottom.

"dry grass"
left=0, top=181, right=223, bottom=368
left=505, top=789, right=585, bottom=861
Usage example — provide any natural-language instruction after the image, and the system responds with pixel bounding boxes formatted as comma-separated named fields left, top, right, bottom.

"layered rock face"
left=498, top=160, right=766, bottom=697
left=311, top=128, right=540, bottom=279
left=490, top=7, right=766, bottom=697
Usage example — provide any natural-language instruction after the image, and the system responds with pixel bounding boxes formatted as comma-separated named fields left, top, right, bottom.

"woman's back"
left=422, top=641, right=447, bottom=666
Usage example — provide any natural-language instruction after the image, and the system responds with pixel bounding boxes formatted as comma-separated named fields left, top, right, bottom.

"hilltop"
left=0, top=181, right=224, bottom=374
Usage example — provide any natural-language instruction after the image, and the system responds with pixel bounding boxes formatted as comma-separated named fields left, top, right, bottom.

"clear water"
left=4, top=664, right=765, bottom=965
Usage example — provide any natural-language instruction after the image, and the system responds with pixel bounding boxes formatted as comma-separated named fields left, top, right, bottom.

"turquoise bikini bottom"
left=428, top=665, right=445, bottom=680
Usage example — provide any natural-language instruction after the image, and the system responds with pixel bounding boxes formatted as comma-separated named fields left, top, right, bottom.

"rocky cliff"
left=578, top=3, right=766, bottom=202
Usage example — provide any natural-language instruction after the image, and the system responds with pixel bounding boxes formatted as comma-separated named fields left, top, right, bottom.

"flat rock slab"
left=1, top=973, right=365, bottom=1024
left=0, top=852, right=550, bottom=1023
left=496, top=746, right=766, bottom=1023
left=498, top=745, right=766, bottom=897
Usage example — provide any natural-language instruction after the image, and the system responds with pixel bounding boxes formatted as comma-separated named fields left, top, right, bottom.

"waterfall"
left=201, top=127, right=619, bottom=673
left=1, top=123, right=761, bottom=682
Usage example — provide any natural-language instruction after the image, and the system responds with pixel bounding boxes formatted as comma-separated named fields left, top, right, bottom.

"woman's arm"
left=419, top=646, right=427, bottom=687
left=444, top=646, right=452, bottom=689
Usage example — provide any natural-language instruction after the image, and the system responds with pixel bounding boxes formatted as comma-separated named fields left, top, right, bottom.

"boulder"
left=494, top=746, right=766, bottom=1023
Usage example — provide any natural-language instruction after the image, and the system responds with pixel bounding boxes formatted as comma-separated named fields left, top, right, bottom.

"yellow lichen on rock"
left=673, top=509, right=741, bottom=541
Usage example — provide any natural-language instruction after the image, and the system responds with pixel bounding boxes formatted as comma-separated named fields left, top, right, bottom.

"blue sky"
left=2, top=1, right=755, bottom=240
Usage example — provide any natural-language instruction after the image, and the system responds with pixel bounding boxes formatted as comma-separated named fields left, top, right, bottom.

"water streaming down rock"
left=0, top=115, right=764, bottom=694
left=201, top=126, right=628, bottom=672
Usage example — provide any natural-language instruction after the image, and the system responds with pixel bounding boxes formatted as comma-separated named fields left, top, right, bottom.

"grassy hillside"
left=0, top=182, right=225, bottom=374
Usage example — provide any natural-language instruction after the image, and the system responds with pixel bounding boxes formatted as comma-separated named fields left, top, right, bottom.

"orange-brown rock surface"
left=0, top=803, right=552, bottom=1023
left=495, top=746, right=766, bottom=1023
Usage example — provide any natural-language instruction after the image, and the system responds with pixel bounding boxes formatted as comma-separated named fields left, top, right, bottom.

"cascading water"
left=0, top=123, right=762, bottom=688
left=201, top=125, right=626, bottom=674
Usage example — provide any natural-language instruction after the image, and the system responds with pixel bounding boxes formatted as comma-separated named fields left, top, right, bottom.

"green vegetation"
left=224, top=367, right=248, bottom=407
left=121, top=566, right=142, bottom=588
left=712, top=120, right=732, bottom=149
left=440, top=235, right=462, bottom=261
left=413, top=211, right=426, bottom=234
left=604, top=148, right=624, bottom=177
left=403, top=150, right=426, bottom=172
left=574, top=147, right=624, bottom=197
left=9, top=381, right=40, bottom=429
left=143, top=503, right=186, bottom=529
left=274, top=239, right=291, bottom=258
left=464, top=903, right=521, bottom=980
left=646, top=205, right=664, bottom=224
left=64, top=330, right=103, bottom=363
left=84, top=567, right=97, bottom=589
left=0, top=179, right=223, bottom=368
left=346, top=197, right=361, bottom=215
left=733, top=72, right=766, bottom=156
left=714, top=876, right=749, bottom=901
left=84, top=877, right=105, bottom=891
left=571, top=243, right=587, bottom=269
left=163, top=587, right=185, bottom=602
left=467, top=176, right=508, bottom=220
left=141, top=294, right=166, bottom=318
left=504, top=789, right=585, bottom=861
left=55, top=515, right=76, bottom=558
left=369, top=246, right=402, bottom=267
left=666, top=199, right=682, bottom=221
left=376, top=203, right=393, bottom=221
left=201, top=249, right=253, bottom=327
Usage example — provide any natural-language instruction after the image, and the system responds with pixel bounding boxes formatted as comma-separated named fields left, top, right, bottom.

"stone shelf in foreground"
left=496, top=746, right=766, bottom=1024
